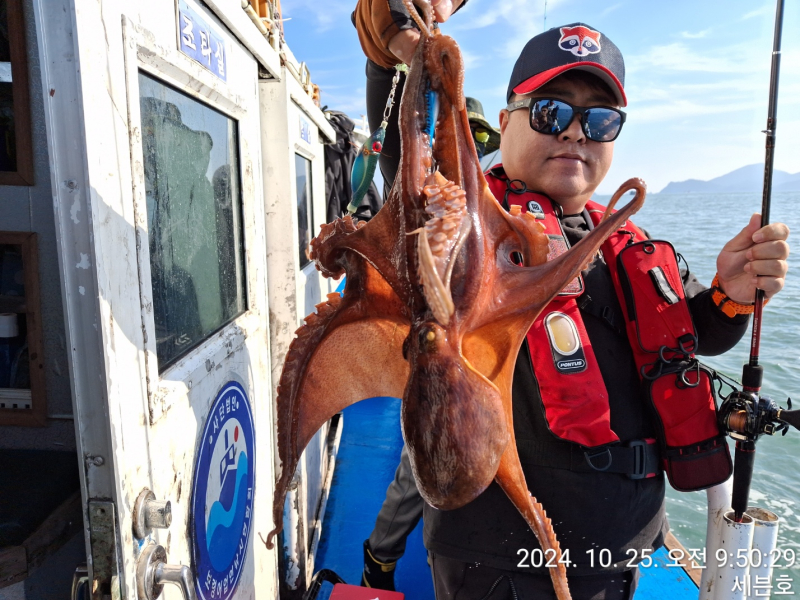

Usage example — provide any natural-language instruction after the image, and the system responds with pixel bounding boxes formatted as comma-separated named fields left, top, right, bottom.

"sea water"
left=597, top=191, right=800, bottom=560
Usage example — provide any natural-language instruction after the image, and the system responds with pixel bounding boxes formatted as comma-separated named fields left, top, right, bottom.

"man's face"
left=498, top=73, right=616, bottom=214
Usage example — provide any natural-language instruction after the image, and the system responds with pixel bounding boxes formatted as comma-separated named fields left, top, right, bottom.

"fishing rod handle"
left=732, top=439, right=756, bottom=521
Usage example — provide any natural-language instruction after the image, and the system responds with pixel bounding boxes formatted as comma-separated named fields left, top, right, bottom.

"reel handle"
left=778, top=408, right=800, bottom=431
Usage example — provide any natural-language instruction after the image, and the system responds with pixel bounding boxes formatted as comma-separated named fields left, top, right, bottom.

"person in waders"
left=353, top=5, right=791, bottom=599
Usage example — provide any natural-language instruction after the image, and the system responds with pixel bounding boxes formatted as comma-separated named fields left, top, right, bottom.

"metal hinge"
left=88, top=500, right=118, bottom=600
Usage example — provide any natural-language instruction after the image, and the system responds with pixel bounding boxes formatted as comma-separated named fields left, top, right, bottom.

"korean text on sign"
left=178, top=0, right=227, bottom=81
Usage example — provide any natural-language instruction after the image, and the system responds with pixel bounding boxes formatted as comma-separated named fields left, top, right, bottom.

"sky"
left=282, top=0, right=799, bottom=194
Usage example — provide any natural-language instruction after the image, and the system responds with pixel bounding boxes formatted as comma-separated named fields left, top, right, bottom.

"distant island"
left=659, top=164, right=800, bottom=194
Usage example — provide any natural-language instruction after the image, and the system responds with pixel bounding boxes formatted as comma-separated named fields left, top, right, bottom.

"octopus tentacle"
left=494, top=443, right=570, bottom=600
left=402, top=0, right=432, bottom=37
left=266, top=257, right=410, bottom=549
left=267, top=291, right=344, bottom=548
left=478, top=178, right=647, bottom=330
left=309, top=215, right=362, bottom=279
left=501, top=203, right=550, bottom=267
left=310, top=201, right=413, bottom=306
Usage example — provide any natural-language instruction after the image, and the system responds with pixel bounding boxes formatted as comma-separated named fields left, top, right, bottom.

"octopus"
left=266, top=3, right=646, bottom=598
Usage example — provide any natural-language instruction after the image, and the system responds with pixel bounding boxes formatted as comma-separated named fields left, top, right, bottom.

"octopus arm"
left=266, top=260, right=410, bottom=548
left=494, top=440, right=571, bottom=600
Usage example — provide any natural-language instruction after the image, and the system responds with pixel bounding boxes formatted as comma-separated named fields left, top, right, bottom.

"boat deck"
left=315, top=397, right=699, bottom=599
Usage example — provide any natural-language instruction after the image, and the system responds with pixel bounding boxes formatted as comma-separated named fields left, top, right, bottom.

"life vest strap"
left=517, top=438, right=660, bottom=479
left=576, top=293, right=626, bottom=337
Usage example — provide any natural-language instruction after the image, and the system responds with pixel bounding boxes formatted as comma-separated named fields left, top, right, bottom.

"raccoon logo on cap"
left=558, top=26, right=602, bottom=57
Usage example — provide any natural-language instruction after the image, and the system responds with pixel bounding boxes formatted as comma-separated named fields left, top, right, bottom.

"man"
left=355, top=9, right=790, bottom=599
left=423, top=24, right=789, bottom=600
left=466, top=97, right=501, bottom=159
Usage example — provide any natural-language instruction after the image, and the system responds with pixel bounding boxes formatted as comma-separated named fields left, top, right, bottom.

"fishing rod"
left=717, top=0, right=800, bottom=523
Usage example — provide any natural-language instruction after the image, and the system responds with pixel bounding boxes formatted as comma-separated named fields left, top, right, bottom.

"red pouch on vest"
left=644, top=362, right=732, bottom=491
left=615, top=240, right=733, bottom=491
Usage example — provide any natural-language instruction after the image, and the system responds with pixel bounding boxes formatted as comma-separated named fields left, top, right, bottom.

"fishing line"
left=543, top=0, right=548, bottom=32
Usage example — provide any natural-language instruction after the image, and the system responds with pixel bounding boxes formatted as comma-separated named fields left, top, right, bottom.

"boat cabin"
left=0, top=0, right=340, bottom=597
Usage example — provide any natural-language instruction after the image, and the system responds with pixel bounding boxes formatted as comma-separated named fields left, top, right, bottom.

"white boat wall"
left=0, top=0, right=337, bottom=597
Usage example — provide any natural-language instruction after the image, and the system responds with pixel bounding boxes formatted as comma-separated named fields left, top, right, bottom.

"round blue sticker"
left=191, top=381, right=255, bottom=600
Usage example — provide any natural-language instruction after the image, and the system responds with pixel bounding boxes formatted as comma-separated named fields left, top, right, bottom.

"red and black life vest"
left=486, top=169, right=732, bottom=492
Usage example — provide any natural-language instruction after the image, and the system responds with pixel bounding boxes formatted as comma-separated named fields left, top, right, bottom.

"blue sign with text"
left=178, top=0, right=227, bottom=81
left=300, top=117, right=311, bottom=143
left=191, top=381, right=255, bottom=600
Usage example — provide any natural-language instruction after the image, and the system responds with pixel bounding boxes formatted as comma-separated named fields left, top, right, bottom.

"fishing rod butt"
left=731, top=439, right=756, bottom=522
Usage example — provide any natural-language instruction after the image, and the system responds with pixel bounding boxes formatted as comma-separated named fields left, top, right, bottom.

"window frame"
left=294, top=151, right=314, bottom=270
left=0, top=0, right=34, bottom=185
left=122, top=19, right=262, bottom=424
left=137, top=70, right=248, bottom=372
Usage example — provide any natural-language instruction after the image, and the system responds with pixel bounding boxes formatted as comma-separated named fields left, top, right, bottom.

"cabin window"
left=0, top=232, right=46, bottom=426
left=138, top=72, right=247, bottom=371
left=295, top=153, right=313, bottom=268
left=0, top=0, right=33, bottom=185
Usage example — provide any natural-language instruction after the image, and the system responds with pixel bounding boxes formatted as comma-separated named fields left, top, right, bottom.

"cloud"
left=449, top=0, right=571, bottom=60
left=627, top=42, right=764, bottom=74
left=460, top=48, right=482, bottom=69
left=741, top=5, right=773, bottom=20
left=447, top=0, right=510, bottom=31
left=448, top=0, right=537, bottom=32
left=628, top=97, right=758, bottom=124
left=283, top=0, right=353, bottom=33
left=625, top=42, right=800, bottom=117
left=619, top=31, right=800, bottom=139
left=680, top=29, right=711, bottom=39
left=601, top=3, right=624, bottom=17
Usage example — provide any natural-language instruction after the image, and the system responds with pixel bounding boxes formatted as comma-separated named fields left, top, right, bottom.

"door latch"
left=133, top=489, right=172, bottom=539
left=136, top=543, right=197, bottom=600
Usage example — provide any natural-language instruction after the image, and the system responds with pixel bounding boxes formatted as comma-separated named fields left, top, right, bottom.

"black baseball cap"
left=506, top=23, right=626, bottom=106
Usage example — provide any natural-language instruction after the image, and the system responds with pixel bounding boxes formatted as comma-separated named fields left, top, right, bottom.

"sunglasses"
left=505, top=98, right=626, bottom=142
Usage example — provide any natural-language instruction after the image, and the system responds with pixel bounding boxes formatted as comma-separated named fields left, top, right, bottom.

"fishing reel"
left=718, top=389, right=800, bottom=443
left=716, top=364, right=800, bottom=521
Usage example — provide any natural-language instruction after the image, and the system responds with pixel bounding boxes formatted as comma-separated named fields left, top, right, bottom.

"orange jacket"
left=353, top=0, right=468, bottom=68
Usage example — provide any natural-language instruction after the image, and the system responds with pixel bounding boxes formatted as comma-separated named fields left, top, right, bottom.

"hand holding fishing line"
left=387, top=0, right=463, bottom=63
left=350, top=0, right=464, bottom=215
left=429, top=0, right=460, bottom=22
left=715, top=212, right=790, bottom=303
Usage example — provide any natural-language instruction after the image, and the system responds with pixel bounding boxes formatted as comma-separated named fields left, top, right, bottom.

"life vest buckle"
left=581, top=440, right=660, bottom=478
left=628, top=438, right=657, bottom=480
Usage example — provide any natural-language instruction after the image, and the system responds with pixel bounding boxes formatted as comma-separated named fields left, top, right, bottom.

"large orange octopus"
left=266, top=3, right=646, bottom=598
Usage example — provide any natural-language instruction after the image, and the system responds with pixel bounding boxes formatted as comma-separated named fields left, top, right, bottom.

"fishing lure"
left=424, top=80, right=438, bottom=146
left=348, top=66, right=403, bottom=216
left=348, top=127, right=385, bottom=216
